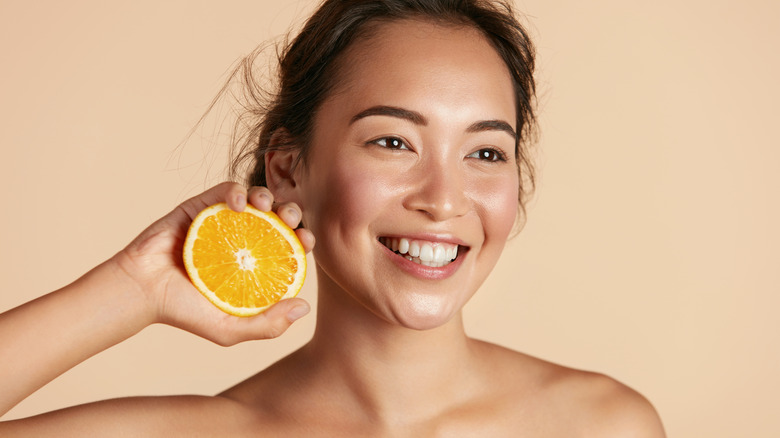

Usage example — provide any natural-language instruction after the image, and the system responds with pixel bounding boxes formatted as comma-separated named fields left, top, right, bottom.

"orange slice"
left=182, top=203, right=306, bottom=316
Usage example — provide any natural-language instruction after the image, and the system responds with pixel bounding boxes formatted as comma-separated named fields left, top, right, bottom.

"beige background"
left=1, top=0, right=778, bottom=435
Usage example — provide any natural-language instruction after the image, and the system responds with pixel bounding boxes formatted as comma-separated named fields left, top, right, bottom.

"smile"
left=378, top=237, right=461, bottom=268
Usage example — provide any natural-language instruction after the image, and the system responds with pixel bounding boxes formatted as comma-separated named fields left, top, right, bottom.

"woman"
left=0, top=0, right=665, bottom=435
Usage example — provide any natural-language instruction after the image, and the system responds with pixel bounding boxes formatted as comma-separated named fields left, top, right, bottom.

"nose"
left=403, top=156, right=470, bottom=221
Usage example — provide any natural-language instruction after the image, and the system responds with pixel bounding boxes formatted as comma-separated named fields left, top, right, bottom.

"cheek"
left=476, top=175, right=520, bottom=241
left=300, top=157, right=392, bottom=241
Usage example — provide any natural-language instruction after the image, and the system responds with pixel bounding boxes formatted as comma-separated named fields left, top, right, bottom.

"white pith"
left=234, top=248, right=256, bottom=270
left=378, top=237, right=460, bottom=268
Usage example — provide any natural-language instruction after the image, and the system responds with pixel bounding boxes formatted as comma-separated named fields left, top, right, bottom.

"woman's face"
left=294, top=19, right=519, bottom=330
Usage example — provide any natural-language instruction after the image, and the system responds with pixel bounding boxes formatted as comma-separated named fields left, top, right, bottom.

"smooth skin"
left=0, top=183, right=314, bottom=436
left=0, top=20, right=665, bottom=437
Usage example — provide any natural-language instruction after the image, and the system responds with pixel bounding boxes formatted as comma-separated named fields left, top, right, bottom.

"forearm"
left=0, top=183, right=310, bottom=420
left=0, top=258, right=154, bottom=416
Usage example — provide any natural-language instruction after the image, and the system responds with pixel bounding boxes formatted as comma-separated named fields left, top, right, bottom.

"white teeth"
left=398, top=238, right=410, bottom=254
left=433, top=246, right=446, bottom=263
left=380, top=236, right=461, bottom=268
left=419, top=243, right=448, bottom=264
left=419, top=244, right=434, bottom=262
left=409, top=241, right=421, bottom=258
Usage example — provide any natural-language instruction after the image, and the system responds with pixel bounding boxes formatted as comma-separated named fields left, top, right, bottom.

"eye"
left=467, top=148, right=507, bottom=162
left=369, top=136, right=410, bottom=150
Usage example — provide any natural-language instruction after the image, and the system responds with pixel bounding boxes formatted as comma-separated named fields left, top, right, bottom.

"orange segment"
left=182, top=203, right=306, bottom=316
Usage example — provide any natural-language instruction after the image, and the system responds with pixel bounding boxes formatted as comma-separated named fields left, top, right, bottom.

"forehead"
left=322, top=19, right=516, bottom=127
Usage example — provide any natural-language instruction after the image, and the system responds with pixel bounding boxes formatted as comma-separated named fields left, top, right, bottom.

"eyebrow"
left=467, top=119, right=517, bottom=141
left=350, top=105, right=516, bottom=140
left=350, top=106, right=427, bottom=125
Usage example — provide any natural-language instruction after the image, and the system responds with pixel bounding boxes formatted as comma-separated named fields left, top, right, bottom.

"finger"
left=295, top=228, right=316, bottom=254
left=226, top=188, right=248, bottom=213
left=247, top=186, right=274, bottom=211
left=179, top=182, right=247, bottom=219
left=275, top=202, right=303, bottom=229
left=269, top=297, right=311, bottom=324
left=230, top=298, right=311, bottom=342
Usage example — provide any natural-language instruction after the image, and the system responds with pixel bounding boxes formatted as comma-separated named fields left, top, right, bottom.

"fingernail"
left=235, top=193, right=246, bottom=209
left=258, top=192, right=272, bottom=210
left=287, top=207, right=301, bottom=222
left=286, top=304, right=310, bottom=322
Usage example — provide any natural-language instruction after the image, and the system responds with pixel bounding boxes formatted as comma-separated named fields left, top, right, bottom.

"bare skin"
left=0, top=20, right=665, bottom=437
left=0, top=182, right=315, bottom=436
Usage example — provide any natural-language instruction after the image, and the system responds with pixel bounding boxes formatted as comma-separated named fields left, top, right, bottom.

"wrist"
left=101, top=252, right=160, bottom=328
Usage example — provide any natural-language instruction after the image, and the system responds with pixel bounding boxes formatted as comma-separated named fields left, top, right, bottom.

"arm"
left=0, top=182, right=313, bottom=419
left=0, top=258, right=152, bottom=417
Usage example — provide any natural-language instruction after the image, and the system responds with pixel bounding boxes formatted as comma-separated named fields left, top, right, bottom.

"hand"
left=112, top=182, right=315, bottom=346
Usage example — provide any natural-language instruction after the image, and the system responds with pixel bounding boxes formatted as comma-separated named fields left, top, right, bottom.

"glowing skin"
left=0, top=16, right=665, bottom=438
left=282, top=20, right=519, bottom=330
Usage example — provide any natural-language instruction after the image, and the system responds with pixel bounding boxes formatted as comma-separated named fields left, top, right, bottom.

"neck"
left=299, top=269, right=482, bottom=425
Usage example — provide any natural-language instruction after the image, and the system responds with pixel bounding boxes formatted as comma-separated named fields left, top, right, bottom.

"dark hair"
left=229, top=0, right=537, bottom=214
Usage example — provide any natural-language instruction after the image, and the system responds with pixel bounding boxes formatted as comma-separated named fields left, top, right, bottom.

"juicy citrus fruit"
left=182, top=203, right=306, bottom=316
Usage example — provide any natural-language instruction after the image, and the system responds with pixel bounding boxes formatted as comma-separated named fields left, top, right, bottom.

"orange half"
left=182, top=203, right=306, bottom=316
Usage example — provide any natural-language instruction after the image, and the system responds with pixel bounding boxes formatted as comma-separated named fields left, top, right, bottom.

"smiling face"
left=287, top=19, right=519, bottom=330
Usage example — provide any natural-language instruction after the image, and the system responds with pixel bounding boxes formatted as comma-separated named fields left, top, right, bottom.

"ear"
left=264, top=130, right=301, bottom=203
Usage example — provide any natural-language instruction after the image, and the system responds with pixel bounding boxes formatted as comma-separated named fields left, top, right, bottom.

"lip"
left=377, top=235, right=469, bottom=280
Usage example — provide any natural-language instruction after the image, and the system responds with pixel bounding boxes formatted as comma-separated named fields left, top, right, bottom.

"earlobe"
left=264, top=130, right=301, bottom=203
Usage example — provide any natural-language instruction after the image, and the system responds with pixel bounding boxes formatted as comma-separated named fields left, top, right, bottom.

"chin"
left=388, top=294, right=463, bottom=331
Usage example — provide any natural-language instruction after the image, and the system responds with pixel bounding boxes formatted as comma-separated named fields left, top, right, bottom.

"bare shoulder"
left=473, top=340, right=666, bottom=437
left=0, top=394, right=262, bottom=437
left=556, top=369, right=666, bottom=437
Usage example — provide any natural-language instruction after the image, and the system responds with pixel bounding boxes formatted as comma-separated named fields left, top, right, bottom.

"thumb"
left=225, top=298, right=311, bottom=343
